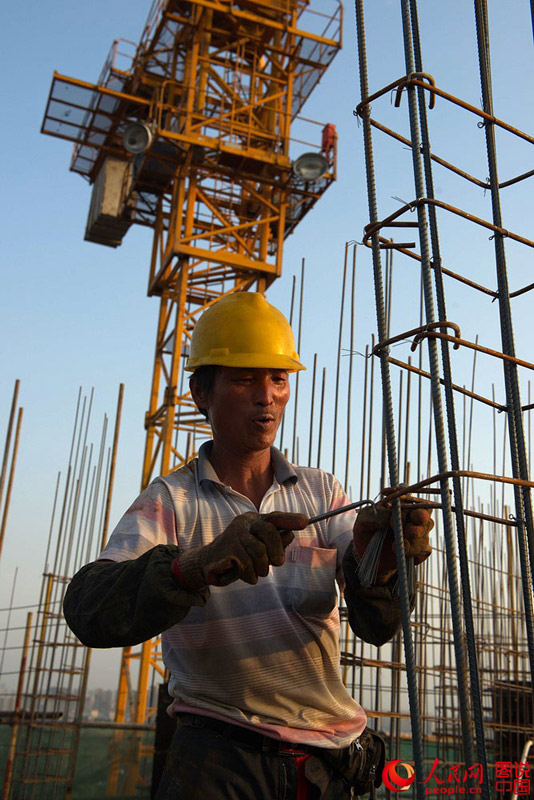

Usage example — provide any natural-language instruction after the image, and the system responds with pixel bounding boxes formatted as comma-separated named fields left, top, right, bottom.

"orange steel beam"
left=165, top=1, right=340, bottom=42
left=160, top=264, right=190, bottom=476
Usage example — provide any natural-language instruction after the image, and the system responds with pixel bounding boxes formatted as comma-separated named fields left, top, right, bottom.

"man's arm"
left=64, top=510, right=308, bottom=648
left=63, top=545, right=209, bottom=648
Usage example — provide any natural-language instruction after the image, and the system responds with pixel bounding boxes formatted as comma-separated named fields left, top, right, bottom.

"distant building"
left=84, top=688, right=116, bottom=721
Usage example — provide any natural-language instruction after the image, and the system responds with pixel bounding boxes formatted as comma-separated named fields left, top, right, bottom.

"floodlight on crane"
left=122, top=122, right=153, bottom=154
left=291, top=152, right=330, bottom=181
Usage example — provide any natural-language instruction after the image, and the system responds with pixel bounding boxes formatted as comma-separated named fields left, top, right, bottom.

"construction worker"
left=64, top=292, right=433, bottom=800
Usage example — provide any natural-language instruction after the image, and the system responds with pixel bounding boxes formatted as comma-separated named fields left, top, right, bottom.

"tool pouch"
left=350, top=728, right=386, bottom=797
left=306, top=728, right=386, bottom=799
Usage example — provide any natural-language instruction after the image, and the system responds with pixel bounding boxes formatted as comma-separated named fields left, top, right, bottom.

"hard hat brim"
left=185, top=352, right=306, bottom=372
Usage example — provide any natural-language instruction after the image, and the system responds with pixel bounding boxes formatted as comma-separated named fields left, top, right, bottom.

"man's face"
left=191, top=367, right=290, bottom=453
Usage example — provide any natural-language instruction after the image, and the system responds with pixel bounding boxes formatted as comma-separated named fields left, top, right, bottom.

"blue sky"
left=1, top=1, right=533, bottom=688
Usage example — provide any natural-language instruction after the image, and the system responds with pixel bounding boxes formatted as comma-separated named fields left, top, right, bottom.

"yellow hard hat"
left=185, top=292, right=306, bottom=372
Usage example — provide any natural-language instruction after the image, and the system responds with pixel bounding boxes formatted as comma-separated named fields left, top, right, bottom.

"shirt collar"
left=197, top=441, right=221, bottom=484
left=197, top=440, right=298, bottom=486
left=270, top=446, right=298, bottom=485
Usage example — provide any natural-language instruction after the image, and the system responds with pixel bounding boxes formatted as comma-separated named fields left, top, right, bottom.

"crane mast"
left=41, top=0, right=342, bottom=760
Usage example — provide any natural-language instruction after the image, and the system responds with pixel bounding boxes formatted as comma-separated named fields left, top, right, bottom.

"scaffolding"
left=2, top=387, right=123, bottom=798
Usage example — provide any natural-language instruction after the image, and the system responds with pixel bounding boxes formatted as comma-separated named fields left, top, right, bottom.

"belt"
left=176, top=713, right=311, bottom=755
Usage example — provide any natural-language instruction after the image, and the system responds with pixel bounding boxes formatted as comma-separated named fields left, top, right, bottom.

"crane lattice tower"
left=42, top=0, right=342, bottom=731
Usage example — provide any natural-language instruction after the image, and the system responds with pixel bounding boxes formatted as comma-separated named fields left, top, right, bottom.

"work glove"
left=353, top=488, right=434, bottom=585
left=171, top=511, right=309, bottom=591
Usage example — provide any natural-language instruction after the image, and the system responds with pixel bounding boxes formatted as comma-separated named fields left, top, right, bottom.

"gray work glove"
left=172, top=511, right=308, bottom=590
left=353, top=488, right=434, bottom=584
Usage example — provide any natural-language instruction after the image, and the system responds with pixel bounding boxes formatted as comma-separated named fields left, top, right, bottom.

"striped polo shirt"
left=99, top=442, right=367, bottom=748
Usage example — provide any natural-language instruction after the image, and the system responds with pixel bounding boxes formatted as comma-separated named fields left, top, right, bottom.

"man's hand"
left=172, top=511, right=309, bottom=590
left=353, top=489, right=434, bottom=584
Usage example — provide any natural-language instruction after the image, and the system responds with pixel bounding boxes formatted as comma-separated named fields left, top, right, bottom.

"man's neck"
left=209, top=442, right=274, bottom=510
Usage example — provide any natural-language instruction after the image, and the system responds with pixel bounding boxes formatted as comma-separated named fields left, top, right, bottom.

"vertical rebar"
left=100, top=384, right=124, bottom=550
left=354, top=2, right=426, bottom=791
left=359, top=344, right=369, bottom=500
left=417, top=273, right=424, bottom=482
left=332, top=245, right=349, bottom=475
left=399, top=0, right=480, bottom=771
left=316, top=368, right=326, bottom=468
left=397, top=371, right=404, bottom=478
left=367, top=336, right=375, bottom=500
left=408, top=0, right=492, bottom=778
left=473, top=0, right=534, bottom=695
left=0, top=380, right=20, bottom=507
left=279, top=275, right=296, bottom=453
left=0, top=407, right=23, bottom=559
left=404, top=357, right=412, bottom=483
left=291, top=259, right=305, bottom=463
left=344, top=247, right=356, bottom=490
left=308, top=354, right=317, bottom=467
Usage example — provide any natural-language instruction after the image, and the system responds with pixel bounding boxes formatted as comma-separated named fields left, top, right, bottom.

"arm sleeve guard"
left=63, top=545, right=209, bottom=648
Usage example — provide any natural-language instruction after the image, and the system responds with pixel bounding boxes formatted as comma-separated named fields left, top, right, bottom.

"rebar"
left=0, top=406, right=23, bottom=561
left=354, top=2, right=427, bottom=794
left=472, top=2, right=534, bottom=698
left=404, top=0, right=488, bottom=782
left=0, top=381, right=20, bottom=509
left=291, top=259, right=305, bottom=464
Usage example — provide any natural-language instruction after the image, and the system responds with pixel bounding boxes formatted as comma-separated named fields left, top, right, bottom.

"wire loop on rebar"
left=356, top=72, right=534, bottom=145
left=362, top=197, right=534, bottom=251
left=394, top=72, right=436, bottom=109
left=372, top=322, right=461, bottom=356
left=411, top=321, right=461, bottom=351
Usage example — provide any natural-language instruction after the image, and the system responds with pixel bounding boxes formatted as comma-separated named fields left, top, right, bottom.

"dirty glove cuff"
left=353, top=493, right=434, bottom=587
left=171, top=548, right=207, bottom=592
